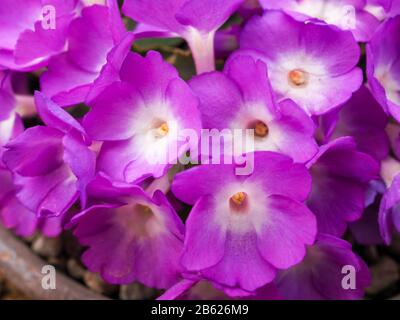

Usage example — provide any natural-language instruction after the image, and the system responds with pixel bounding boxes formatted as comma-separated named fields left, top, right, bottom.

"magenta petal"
left=189, top=72, right=242, bottom=129
left=157, top=279, right=198, bottom=300
left=247, top=152, right=312, bottom=202
left=40, top=54, right=96, bottom=106
left=62, top=134, right=96, bottom=208
left=15, top=164, right=78, bottom=217
left=328, top=85, right=389, bottom=161
left=3, top=126, right=64, bottom=176
left=120, top=51, right=179, bottom=104
left=172, top=164, right=237, bottom=204
left=34, top=91, right=88, bottom=140
left=276, top=234, right=371, bottom=300
left=257, top=195, right=316, bottom=269
left=84, top=82, right=145, bottom=141
left=307, top=137, right=380, bottom=237
left=200, top=230, right=277, bottom=292
left=181, top=195, right=227, bottom=270
left=122, top=0, right=187, bottom=35
left=14, top=15, right=72, bottom=66
left=67, top=5, right=114, bottom=73
left=86, top=32, right=135, bottom=104
left=0, top=0, right=42, bottom=51
left=175, top=0, right=244, bottom=33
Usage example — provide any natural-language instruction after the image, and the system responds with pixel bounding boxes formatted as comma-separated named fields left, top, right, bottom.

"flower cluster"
left=1, top=0, right=400, bottom=300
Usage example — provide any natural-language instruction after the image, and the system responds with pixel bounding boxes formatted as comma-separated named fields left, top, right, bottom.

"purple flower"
left=367, top=15, right=400, bottom=122
left=306, top=137, right=380, bottom=237
left=0, top=0, right=78, bottom=71
left=322, top=85, right=389, bottom=161
left=83, top=51, right=202, bottom=184
left=72, top=174, right=184, bottom=288
left=40, top=1, right=133, bottom=106
left=122, top=0, right=244, bottom=73
left=238, top=10, right=362, bottom=115
left=189, top=55, right=318, bottom=163
left=172, top=151, right=317, bottom=292
left=260, top=0, right=381, bottom=41
left=2, top=92, right=96, bottom=217
left=378, top=157, right=400, bottom=244
left=275, top=234, right=371, bottom=300
left=0, top=167, right=62, bottom=237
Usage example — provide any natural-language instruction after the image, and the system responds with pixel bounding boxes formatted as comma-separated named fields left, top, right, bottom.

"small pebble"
left=67, top=259, right=86, bottom=280
left=119, top=282, right=159, bottom=300
left=31, top=236, right=62, bottom=258
left=83, top=272, right=118, bottom=296
left=366, top=256, right=399, bottom=295
left=47, top=256, right=67, bottom=272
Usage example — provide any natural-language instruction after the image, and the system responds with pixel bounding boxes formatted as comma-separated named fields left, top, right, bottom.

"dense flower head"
left=1, top=0, right=400, bottom=301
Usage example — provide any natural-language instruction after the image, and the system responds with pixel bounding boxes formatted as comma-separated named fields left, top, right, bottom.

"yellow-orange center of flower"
left=230, top=192, right=247, bottom=206
left=156, top=122, right=169, bottom=136
left=288, top=69, right=307, bottom=86
left=254, top=121, right=269, bottom=137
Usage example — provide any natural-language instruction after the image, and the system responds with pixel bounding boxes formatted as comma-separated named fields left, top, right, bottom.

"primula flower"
left=238, top=10, right=362, bottom=116
left=172, top=151, right=317, bottom=292
left=306, top=137, right=380, bottom=237
left=2, top=92, right=96, bottom=217
left=0, top=167, right=62, bottom=237
left=40, top=1, right=132, bottom=106
left=378, top=156, right=400, bottom=244
left=0, top=0, right=79, bottom=71
left=71, top=174, right=185, bottom=288
left=83, top=51, right=202, bottom=184
left=260, top=0, right=381, bottom=41
left=122, top=0, right=244, bottom=73
left=189, top=55, right=318, bottom=163
left=367, top=15, right=400, bottom=121
left=322, top=85, right=389, bottom=161
left=275, top=234, right=371, bottom=300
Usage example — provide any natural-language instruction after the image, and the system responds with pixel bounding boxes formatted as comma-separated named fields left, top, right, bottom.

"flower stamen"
left=254, top=121, right=269, bottom=137
left=288, top=69, right=308, bottom=87
left=230, top=192, right=247, bottom=206
left=156, top=122, right=169, bottom=137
